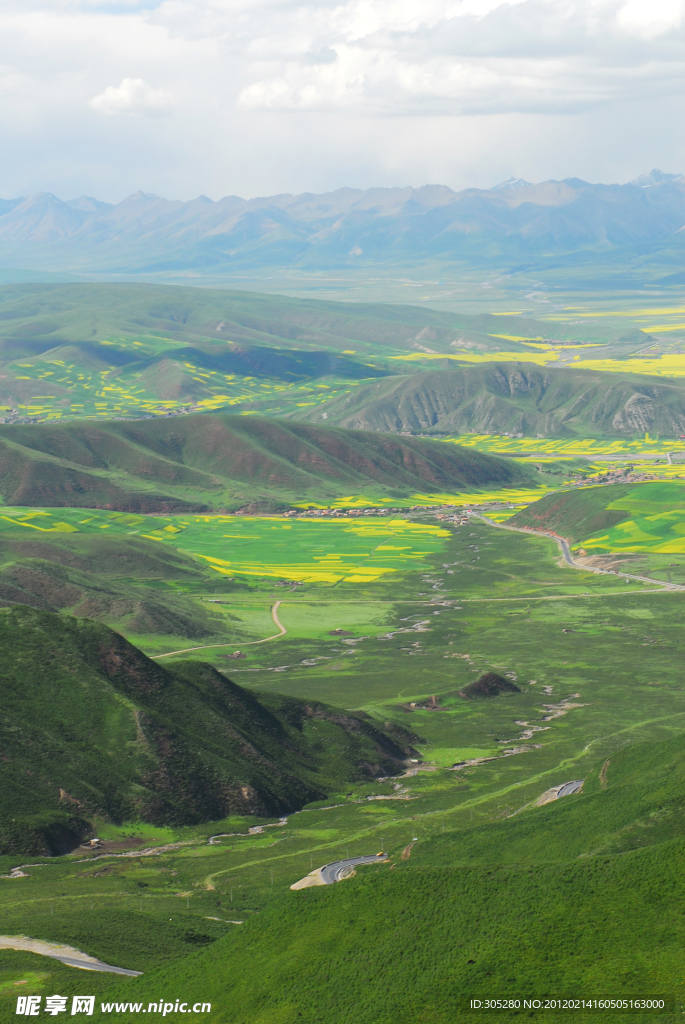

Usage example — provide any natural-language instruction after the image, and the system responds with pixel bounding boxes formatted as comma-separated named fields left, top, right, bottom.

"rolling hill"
left=282, top=362, right=685, bottom=438
left=0, top=605, right=418, bottom=856
left=0, top=284, right=657, bottom=422
left=0, top=173, right=682, bottom=277
left=509, top=480, right=685, bottom=560
left=101, top=727, right=685, bottom=1022
left=508, top=484, right=635, bottom=541
left=0, top=414, right=533, bottom=510
left=0, top=531, right=232, bottom=642
left=0, top=282, right=633, bottom=361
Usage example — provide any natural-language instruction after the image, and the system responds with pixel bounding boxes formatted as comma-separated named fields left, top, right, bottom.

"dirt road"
left=0, top=936, right=141, bottom=976
left=152, top=601, right=286, bottom=659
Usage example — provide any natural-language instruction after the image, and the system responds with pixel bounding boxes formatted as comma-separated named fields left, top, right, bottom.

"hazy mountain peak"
left=66, top=195, right=113, bottom=212
left=490, top=177, right=532, bottom=190
left=120, top=190, right=164, bottom=204
left=630, top=168, right=684, bottom=187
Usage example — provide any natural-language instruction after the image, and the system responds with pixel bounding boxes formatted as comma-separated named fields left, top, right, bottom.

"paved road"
left=320, top=854, right=387, bottom=884
left=471, top=514, right=685, bottom=592
left=557, top=780, right=584, bottom=798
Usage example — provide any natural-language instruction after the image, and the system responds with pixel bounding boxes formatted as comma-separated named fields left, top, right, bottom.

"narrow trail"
left=151, top=601, right=286, bottom=660
left=471, top=514, right=685, bottom=592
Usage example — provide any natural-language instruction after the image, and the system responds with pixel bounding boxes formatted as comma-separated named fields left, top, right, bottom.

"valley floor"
left=2, top=509, right=685, bottom=1020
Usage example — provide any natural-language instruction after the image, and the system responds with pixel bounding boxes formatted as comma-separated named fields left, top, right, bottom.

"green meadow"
left=511, top=479, right=685, bottom=585
left=2, top=512, right=685, bottom=1020
left=0, top=507, right=452, bottom=583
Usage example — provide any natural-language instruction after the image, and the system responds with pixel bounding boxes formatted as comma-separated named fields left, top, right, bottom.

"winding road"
left=319, top=854, right=387, bottom=884
left=152, top=601, right=286, bottom=659
left=471, top=515, right=685, bottom=592
left=557, top=780, right=584, bottom=797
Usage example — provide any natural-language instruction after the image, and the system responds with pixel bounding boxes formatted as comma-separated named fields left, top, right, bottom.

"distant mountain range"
left=0, top=170, right=682, bottom=277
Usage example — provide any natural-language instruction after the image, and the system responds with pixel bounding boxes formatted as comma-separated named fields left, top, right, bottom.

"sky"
left=0, top=0, right=683, bottom=202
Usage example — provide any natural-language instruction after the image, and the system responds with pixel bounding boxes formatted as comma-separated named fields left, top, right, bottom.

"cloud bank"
left=0, top=0, right=682, bottom=199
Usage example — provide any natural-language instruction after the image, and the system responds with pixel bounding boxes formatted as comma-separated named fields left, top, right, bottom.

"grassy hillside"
left=0, top=283, right=658, bottom=423
left=97, top=730, right=685, bottom=1023
left=0, top=414, right=533, bottom=509
left=509, top=483, right=635, bottom=540
left=0, top=530, right=236, bottom=642
left=0, top=605, right=418, bottom=856
left=282, top=361, right=685, bottom=438
left=509, top=480, right=685, bottom=541
left=0, top=283, right=572, bottom=357
left=509, top=480, right=685, bottom=592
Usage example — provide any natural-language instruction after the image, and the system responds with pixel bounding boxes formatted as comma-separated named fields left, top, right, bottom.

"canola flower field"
left=0, top=508, right=453, bottom=584
left=446, top=434, right=685, bottom=459
left=394, top=347, right=685, bottom=377
left=573, top=481, right=685, bottom=557
left=296, top=484, right=554, bottom=511
left=3, top=350, right=367, bottom=420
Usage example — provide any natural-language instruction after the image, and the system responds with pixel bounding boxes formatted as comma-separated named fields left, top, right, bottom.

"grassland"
left=2, top=283, right=684, bottom=429
left=0, top=502, right=562, bottom=654
left=2, top=512, right=685, bottom=1021
left=5, top=282, right=685, bottom=1019
left=511, top=480, right=685, bottom=586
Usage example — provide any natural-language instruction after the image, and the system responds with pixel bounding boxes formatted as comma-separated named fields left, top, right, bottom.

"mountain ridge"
left=0, top=172, right=682, bottom=275
left=0, top=604, right=419, bottom=855
left=0, top=414, right=533, bottom=510
left=281, top=362, right=685, bottom=438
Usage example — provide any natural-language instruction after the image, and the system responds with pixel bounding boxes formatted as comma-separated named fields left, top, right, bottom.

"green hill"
left=509, top=480, right=685, bottom=541
left=0, top=284, right=655, bottom=423
left=509, top=480, right=685, bottom=592
left=0, top=605, right=418, bottom=856
left=282, top=362, right=685, bottom=438
left=0, top=532, right=229, bottom=642
left=0, top=283, right=633, bottom=360
left=100, top=729, right=685, bottom=1023
left=508, top=483, right=636, bottom=540
left=0, top=414, right=532, bottom=510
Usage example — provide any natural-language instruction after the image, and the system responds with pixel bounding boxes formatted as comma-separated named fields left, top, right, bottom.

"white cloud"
left=0, top=0, right=682, bottom=199
left=89, top=76, right=173, bottom=115
left=234, top=0, right=685, bottom=115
